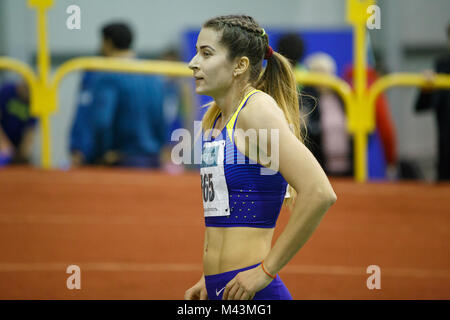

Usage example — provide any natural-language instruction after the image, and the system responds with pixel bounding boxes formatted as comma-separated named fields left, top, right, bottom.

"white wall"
left=2, top=0, right=347, bottom=56
left=0, top=0, right=34, bottom=63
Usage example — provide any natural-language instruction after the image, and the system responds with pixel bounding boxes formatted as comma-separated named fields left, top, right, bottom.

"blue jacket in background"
left=70, top=71, right=97, bottom=162
left=70, top=71, right=167, bottom=164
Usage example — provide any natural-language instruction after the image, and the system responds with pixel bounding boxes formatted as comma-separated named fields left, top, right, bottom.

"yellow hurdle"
left=0, top=0, right=449, bottom=181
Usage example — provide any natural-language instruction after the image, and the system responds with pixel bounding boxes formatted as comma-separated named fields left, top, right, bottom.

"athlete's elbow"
left=313, top=186, right=337, bottom=208
left=326, top=190, right=337, bottom=206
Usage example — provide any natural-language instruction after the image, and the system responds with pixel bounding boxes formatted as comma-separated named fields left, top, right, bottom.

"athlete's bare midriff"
left=203, top=226, right=274, bottom=275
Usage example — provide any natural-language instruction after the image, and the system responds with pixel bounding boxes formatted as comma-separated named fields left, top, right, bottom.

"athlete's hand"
left=184, top=275, right=208, bottom=300
left=222, top=264, right=274, bottom=300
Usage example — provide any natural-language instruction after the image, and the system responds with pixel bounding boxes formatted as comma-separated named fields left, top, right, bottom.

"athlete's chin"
left=195, top=87, right=204, bottom=94
left=195, top=86, right=212, bottom=95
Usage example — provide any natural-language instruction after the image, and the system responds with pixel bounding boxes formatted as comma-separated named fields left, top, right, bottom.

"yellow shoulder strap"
left=225, top=89, right=261, bottom=141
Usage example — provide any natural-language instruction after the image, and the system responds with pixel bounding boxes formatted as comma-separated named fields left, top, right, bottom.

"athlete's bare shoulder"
left=237, top=90, right=287, bottom=131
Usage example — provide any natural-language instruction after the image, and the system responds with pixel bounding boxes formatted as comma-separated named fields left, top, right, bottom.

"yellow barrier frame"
left=344, top=0, right=450, bottom=181
left=0, top=0, right=449, bottom=181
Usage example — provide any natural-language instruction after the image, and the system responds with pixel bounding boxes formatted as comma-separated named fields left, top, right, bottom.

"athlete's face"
left=188, top=28, right=235, bottom=96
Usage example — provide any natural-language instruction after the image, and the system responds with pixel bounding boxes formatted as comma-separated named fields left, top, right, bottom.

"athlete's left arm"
left=223, top=93, right=337, bottom=300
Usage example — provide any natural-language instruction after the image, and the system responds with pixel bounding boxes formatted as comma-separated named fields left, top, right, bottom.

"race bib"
left=200, top=140, right=230, bottom=217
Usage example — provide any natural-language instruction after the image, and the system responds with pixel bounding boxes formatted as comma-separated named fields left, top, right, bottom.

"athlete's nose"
left=188, top=53, right=199, bottom=71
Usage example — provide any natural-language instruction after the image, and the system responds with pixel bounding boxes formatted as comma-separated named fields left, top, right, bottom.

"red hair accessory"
left=265, top=46, right=273, bottom=60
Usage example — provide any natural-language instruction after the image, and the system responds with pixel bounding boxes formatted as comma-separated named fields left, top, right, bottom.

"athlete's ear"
left=233, top=56, right=250, bottom=77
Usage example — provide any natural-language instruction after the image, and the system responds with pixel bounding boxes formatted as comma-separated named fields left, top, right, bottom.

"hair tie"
left=265, top=45, right=273, bottom=60
left=261, top=28, right=266, bottom=37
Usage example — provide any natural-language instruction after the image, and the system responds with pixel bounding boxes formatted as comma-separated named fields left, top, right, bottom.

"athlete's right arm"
left=184, top=230, right=208, bottom=300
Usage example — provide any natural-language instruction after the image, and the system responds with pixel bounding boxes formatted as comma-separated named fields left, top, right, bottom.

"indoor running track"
left=0, top=167, right=449, bottom=299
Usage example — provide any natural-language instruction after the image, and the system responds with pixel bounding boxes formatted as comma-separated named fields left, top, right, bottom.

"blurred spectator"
left=277, top=32, right=307, bottom=98
left=302, top=52, right=353, bottom=176
left=343, top=66, right=398, bottom=180
left=413, top=24, right=450, bottom=181
left=278, top=33, right=335, bottom=173
left=277, top=33, right=305, bottom=69
left=0, top=80, right=36, bottom=166
left=69, top=22, right=167, bottom=168
left=278, top=34, right=353, bottom=176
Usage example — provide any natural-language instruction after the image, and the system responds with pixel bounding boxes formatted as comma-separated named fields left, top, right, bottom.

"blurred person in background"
left=414, top=23, right=450, bottom=181
left=277, top=33, right=305, bottom=72
left=277, top=34, right=348, bottom=176
left=69, top=22, right=168, bottom=168
left=302, top=52, right=353, bottom=177
left=0, top=80, right=36, bottom=166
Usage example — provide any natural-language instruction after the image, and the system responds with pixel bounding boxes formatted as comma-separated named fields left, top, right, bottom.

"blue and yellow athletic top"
left=201, top=89, right=288, bottom=229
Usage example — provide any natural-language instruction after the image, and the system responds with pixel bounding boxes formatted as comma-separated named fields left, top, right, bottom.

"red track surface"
left=0, top=167, right=449, bottom=299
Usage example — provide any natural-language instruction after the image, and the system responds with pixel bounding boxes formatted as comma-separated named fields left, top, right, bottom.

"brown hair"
left=200, top=15, right=304, bottom=207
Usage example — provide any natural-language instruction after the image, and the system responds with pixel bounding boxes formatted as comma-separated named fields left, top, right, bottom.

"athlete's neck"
left=214, top=82, right=254, bottom=127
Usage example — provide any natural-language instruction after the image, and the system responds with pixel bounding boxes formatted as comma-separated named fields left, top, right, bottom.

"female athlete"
left=185, top=15, right=337, bottom=300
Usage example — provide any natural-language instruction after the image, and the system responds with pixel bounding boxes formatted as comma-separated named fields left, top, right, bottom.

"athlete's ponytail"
left=256, top=51, right=302, bottom=142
